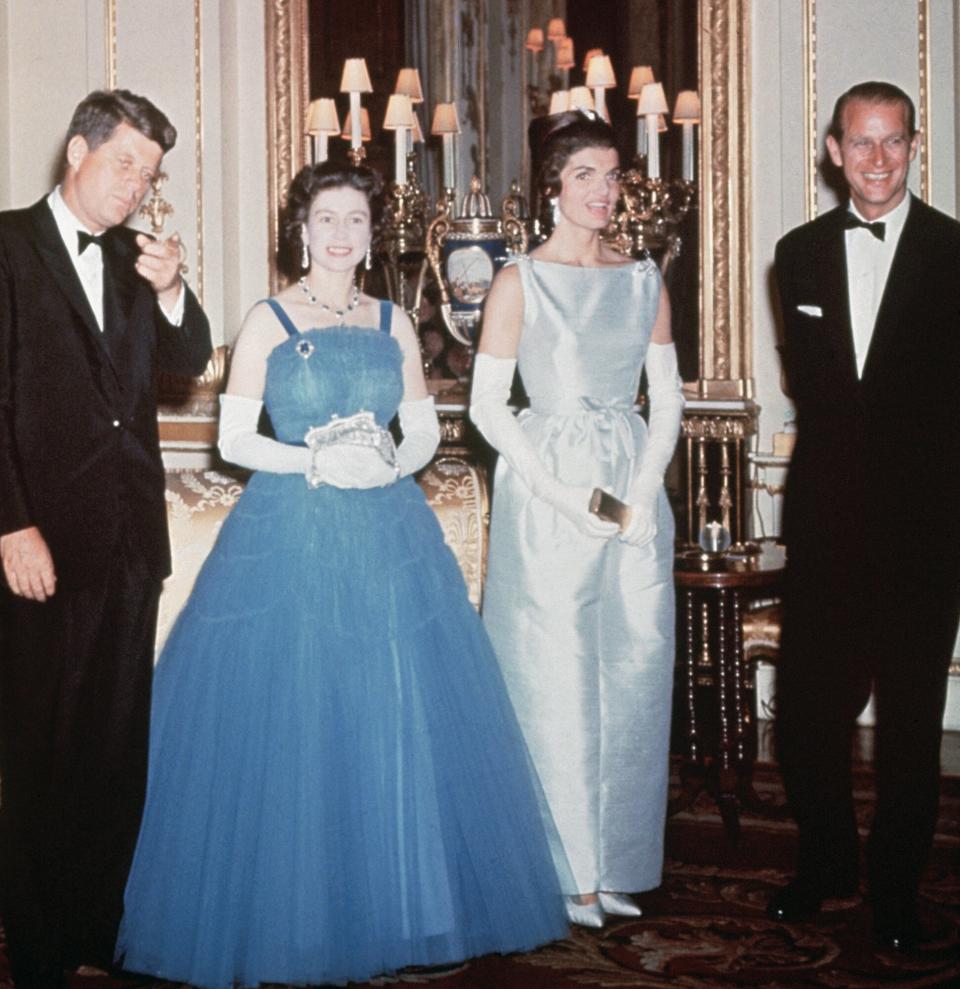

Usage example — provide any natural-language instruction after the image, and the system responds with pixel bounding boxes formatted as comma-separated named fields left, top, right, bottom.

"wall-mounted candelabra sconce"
left=305, top=42, right=700, bottom=380
left=340, top=57, right=373, bottom=165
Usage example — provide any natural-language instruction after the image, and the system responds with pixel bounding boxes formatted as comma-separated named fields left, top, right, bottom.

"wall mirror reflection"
left=266, top=0, right=751, bottom=401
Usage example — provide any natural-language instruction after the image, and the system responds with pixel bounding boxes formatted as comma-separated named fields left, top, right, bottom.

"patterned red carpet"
left=2, top=756, right=958, bottom=988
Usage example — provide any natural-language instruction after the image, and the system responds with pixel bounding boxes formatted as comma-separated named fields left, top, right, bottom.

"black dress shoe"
left=767, top=877, right=857, bottom=923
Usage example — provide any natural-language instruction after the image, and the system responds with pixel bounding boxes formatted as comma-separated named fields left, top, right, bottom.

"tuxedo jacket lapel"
left=28, top=201, right=106, bottom=348
left=816, top=209, right=859, bottom=387
left=27, top=200, right=132, bottom=384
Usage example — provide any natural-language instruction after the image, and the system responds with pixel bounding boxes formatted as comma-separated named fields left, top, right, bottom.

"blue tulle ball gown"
left=115, top=300, right=568, bottom=988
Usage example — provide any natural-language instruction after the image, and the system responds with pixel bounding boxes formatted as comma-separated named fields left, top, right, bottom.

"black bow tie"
left=842, top=214, right=886, bottom=241
left=77, top=231, right=106, bottom=254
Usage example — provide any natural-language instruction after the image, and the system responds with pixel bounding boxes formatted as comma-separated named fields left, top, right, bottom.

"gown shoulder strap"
left=378, top=299, right=393, bottom=335
left=262, top=297, right=300, bottom=337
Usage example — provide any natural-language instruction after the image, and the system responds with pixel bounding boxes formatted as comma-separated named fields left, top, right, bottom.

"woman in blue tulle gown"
left=115, top=162, right=568, bottom=989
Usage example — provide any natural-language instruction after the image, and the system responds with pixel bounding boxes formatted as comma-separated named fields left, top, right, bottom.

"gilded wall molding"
left=803, top=0, right=817, bottom=221
left=105, top=0, right=117, bottom=89
left=265, top=0, right=309, bottom=291
left=265, top=0, right=753, bottom=400
left=917, top=0, right=930, bottom=203
left=193, top=0, right=205, bottom=306
left=697, top=0, right=752, bottom=399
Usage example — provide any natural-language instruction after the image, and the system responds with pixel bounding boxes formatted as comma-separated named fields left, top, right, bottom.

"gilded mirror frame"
left=264, top=0, right=752, bottom=398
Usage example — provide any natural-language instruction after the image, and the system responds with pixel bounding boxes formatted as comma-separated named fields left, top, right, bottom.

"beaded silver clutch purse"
left=303, top=410, right=397, bottom=488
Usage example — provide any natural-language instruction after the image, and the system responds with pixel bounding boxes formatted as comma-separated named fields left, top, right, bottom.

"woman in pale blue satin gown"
left=115, top=162, right=568, bottom=989
left=470, top=111, right=685, bottom=928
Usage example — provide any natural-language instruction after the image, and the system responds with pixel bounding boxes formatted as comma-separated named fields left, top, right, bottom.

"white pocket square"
left=797, top=304, right=823, bottom=317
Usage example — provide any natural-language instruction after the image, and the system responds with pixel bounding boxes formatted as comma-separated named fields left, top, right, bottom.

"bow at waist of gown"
left=524, top=395, right=641, bottom=453
left=526, top=395, right=639, bottom=416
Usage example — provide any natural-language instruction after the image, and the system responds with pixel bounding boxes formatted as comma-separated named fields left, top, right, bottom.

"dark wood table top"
left=674, top=540, right=786, bottom=589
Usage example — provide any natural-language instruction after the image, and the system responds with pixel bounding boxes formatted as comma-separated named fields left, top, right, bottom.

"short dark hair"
left=66, top=89, right=177, bottom=153
left=529, top=110, right=618, bottom=199
left=829, top=81, right=916, bottom=142
left=278, top=161, right=384, bottom=280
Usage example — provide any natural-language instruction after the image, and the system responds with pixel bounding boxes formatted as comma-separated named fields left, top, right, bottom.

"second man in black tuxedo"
left=0, top=90, right=212, bottom=987
left=770, top=81, right=960, bottom=952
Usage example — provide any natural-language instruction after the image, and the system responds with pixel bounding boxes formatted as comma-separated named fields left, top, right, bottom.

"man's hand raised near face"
left=135, top=232, right=183, bottom=312
left=1, top=526, right=57, bottom=602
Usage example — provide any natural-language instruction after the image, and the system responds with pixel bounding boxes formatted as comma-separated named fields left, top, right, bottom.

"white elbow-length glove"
left=219, top=393, right=311, bottom=474
left=218, top=394, right=397, bottom=489
left=395, top=395, right=441, bottom=477
left=470, top=353, right=618, bottom=540
left=621, top=342, right=684, bottom=546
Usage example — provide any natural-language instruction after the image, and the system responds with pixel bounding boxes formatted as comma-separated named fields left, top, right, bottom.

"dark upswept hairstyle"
left=529, top=110, right=618, bottom=199
left=66, top=89, right=177, bottom=152
left=278, top=161, right=384, bottom=281
left=829, top=81, right=917, bottom=141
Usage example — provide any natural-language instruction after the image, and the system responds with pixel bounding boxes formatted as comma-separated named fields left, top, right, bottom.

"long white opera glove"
left=218, top=393, right=311, bottom=474
left=218, top=394, right=398, bottom=489
left=621, top=342, right=684, bottom=546
left=395, top=396, right=441, bottom=477
left=470, top=353, right=618, bottom=540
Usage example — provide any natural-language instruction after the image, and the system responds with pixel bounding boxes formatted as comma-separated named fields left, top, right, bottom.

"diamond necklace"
left=298, top=277, right=360, bottom=323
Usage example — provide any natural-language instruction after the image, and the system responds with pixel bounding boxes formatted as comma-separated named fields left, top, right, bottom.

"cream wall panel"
left=0, top=0, right=106, bottom=208
left=815, top=0, right=922, bottom=212
left=114, top=1, right=212, bottom=326
left=0, top=2, right=10, bottom=200
left=956, top=0, right=960, bottom=210
left=749, top=0, right=800, bottom=538
left=107, top=0, right=268, bottom=344
left=929, top=0, right=957, bottom=216
left=0, top=1, right=272, bottom=346
left=217, top=0, right=269, bottom=343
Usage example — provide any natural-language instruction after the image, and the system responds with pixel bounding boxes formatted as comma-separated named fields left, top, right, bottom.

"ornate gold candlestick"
left=500, top=180, right=530, bottom=257
left=380, top=154, right=430, bottom=318
left=137, top=170, right=188, bottom=274
left=608, top=171, right=696, bottom=271
left=138, top=170, right=173, bottom=234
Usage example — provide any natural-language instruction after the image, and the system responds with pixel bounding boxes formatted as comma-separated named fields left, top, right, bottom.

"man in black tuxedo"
left=769, top=81, right=960, bottom=952
left=0, top=90, right=211, bottom=986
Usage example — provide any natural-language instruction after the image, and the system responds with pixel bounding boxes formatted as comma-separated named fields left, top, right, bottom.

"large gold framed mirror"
left=264, top=0, right=751, bottom=399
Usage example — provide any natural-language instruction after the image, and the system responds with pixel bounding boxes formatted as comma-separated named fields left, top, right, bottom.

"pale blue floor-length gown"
left=115, top=300, right=568, bottom=989
left=482, top=256, right=676, bottom=896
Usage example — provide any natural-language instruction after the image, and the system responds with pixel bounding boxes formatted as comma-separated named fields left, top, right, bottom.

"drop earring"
left=301, top=241, right=310, bottom=271
left=550, top=197, right=562, bottom=227
left=365, top=246, right=372, bottom=271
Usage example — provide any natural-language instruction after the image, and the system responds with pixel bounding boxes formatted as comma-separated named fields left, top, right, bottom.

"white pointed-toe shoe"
left=598, top=891, right=642, bottom=917
left=564, top=895, right=606, bottom=928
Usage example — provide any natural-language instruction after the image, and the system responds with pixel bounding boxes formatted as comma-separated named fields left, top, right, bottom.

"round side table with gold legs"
left=671, top=541, right=786, bottom=843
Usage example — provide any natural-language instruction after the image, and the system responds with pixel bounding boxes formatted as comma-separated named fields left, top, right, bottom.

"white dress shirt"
left=48, top=186, right=106, bottom=329
left=46, top=186, right=184, bottom=329
left=844, top=192, right=910, bottom=377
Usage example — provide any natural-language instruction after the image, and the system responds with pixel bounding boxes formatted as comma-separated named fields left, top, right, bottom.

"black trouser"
left=0, top=548, right=160, bottom=985
left=775, top=556, right=957, bottom=918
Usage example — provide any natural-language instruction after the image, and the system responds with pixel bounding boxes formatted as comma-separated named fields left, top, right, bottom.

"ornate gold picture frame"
left=264, top=0, right=753, bottom=398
